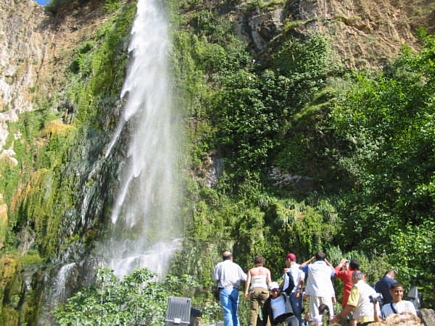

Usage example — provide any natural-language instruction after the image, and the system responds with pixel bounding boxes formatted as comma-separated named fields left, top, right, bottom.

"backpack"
left=283, top=271, right=296, bottom=296
left=405, top=285, right=422, bottom=310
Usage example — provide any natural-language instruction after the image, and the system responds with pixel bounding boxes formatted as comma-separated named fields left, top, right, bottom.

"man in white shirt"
left=282, top=253, right=305, bottom=325
left=300, top=251, right=335, bottom=321
left=213, top=251, right=247, bottom=326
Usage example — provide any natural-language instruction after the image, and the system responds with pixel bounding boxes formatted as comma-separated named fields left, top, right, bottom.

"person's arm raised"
left=299, top=256, right=315, bottom=268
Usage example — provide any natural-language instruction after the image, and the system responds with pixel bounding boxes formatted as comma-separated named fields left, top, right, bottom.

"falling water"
left=51, top=263, right=76, bottom=302
left=98, top=0, right=181, bottom=280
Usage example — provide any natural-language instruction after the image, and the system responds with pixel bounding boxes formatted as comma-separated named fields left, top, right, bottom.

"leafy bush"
left=326, top=32, right=435, bottom=303
left=54, top=268, right=199, bottom=326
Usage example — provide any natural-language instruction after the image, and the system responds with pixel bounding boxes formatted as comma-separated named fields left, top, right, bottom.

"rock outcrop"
left=1, top=0, right=434, bottom=175
left=420, top=308, right=435, bottom=326
left=0, top=0, right=52, bottom=158
left=234, top=0, right=435, bottom=68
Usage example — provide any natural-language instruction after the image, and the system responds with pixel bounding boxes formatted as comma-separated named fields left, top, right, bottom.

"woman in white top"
left=245, top=255, right=272, bottom=326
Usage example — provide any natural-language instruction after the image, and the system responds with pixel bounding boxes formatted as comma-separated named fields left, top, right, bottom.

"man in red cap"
left=282, top=253, right=305, bottom=325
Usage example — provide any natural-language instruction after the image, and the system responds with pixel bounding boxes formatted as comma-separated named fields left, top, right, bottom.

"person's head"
left=315, top=251, right=326, bottom=261
left=269, top=282, right=281, bottom=298
left=389, top=282, right=405, bottom=303
left=222, top=251, right=232, bottom=261
left=286, top=253, right=297, bottom=266
left=384, top=269, right=395, bottom=279
left=254, top=255, right=265, bottom=266
left=349, top=259, right=360, bottom=271
left=352, top=270, right=365, bottom=284
left=318, top=303, right=329, bottom=315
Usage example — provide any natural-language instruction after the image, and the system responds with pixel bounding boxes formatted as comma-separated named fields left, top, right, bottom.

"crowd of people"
left=212, top=251, right=421, bottom=326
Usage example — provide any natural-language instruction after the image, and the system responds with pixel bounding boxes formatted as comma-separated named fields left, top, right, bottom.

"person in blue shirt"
left=374, top=270, right=396, bottom=305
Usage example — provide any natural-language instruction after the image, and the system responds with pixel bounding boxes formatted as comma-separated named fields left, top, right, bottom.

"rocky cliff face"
left=235, top=0, right=434, bottom=68
left=1, top=0, right=433, bottom=179
left=0, top=0, right=108, bottom=247
left=0, top=0, right=434, bottom=324
left=0, top=0, right=51, bottom=162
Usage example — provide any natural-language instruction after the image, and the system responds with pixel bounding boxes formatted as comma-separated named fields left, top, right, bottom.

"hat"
left=269, top=282, right=280, bottom=290
left=286, top=253, right=296, bottom=261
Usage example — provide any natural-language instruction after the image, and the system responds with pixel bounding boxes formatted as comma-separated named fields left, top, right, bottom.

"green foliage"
left=105, top=0, right=123, bottom=13
left=272, top=35, right=339, bottom=107
left=54, top=268, right=199, bottom=326
left=212, top=35, right=343, bottom=176
left=271, top=37, right=346, bottom=180
left=214, top=69, right=286, bottom=171
left=330, top=33, right=435, bottom=238
left=389, top=220, right=435, bottom=297
left=324, top=33, right=435, bottom=303
left=4, top=0, right=435, bottom=323
left=68, top=2, right=135, bottom=126
left=0, top=6, right=139, bottom=324
left=172, top=20, right=435, bottom=307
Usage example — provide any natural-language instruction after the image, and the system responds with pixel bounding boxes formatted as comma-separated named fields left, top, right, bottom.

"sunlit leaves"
left=54, top=268, right=199, bottom=326
left=328, top=33, right=435, bottom=288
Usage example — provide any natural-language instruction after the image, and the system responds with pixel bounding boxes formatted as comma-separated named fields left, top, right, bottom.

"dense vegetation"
left=0, top=0, right=434, bottom=324
left=169, top=0, right=435, bottom=319
left=54, top=268, right=202, bottom=325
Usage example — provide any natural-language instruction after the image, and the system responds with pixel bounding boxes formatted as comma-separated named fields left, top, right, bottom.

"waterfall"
left=51, top=263, right=76, bottom=302
left=98, top=0, right=181, bottom=280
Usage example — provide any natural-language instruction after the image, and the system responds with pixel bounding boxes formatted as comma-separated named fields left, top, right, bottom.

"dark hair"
left=349, top=259, right=360, bottom=270
left=254, top=255, right=265, bottom=265
left=315, top=251, right=326, bottom=261
left=390, top=282, right=404, bottom=290
left=384, top=269, right=395, bottom=277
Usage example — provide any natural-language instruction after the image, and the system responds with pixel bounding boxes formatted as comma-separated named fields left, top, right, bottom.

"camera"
left=369, top=293, right=383, bottom=304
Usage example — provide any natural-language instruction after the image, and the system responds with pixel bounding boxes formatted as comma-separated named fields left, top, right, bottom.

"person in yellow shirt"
left=331, top=271, right=380, bottom=326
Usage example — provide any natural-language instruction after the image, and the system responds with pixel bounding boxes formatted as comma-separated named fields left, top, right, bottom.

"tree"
left=328, top=32, right=435, bottom=291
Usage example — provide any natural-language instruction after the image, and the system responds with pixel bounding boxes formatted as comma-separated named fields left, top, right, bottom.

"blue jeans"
left=220, top=287, right=241, bottom=326
left=290, top=292, right=303, bottom=325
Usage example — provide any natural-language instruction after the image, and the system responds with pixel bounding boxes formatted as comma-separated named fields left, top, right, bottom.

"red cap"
left=286, top=253, right=296, bottom=261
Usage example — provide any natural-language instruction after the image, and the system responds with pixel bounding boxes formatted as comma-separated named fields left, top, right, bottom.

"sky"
left=35, top=0, right=49, bottom=5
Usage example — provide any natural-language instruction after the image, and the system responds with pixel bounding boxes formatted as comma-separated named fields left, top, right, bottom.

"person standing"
left=331, top=271, right=379, bottom=326
left=244, top=255, right=271, bottom=326
left=300, top=252, right=335, bottom=321
left=334, top=258, right=360, bottom=325
left=213, top=251, right=247, bottom=326
left=374, top=270, right=396, bottom=305
left=282, top=253, right=305, bottom=325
